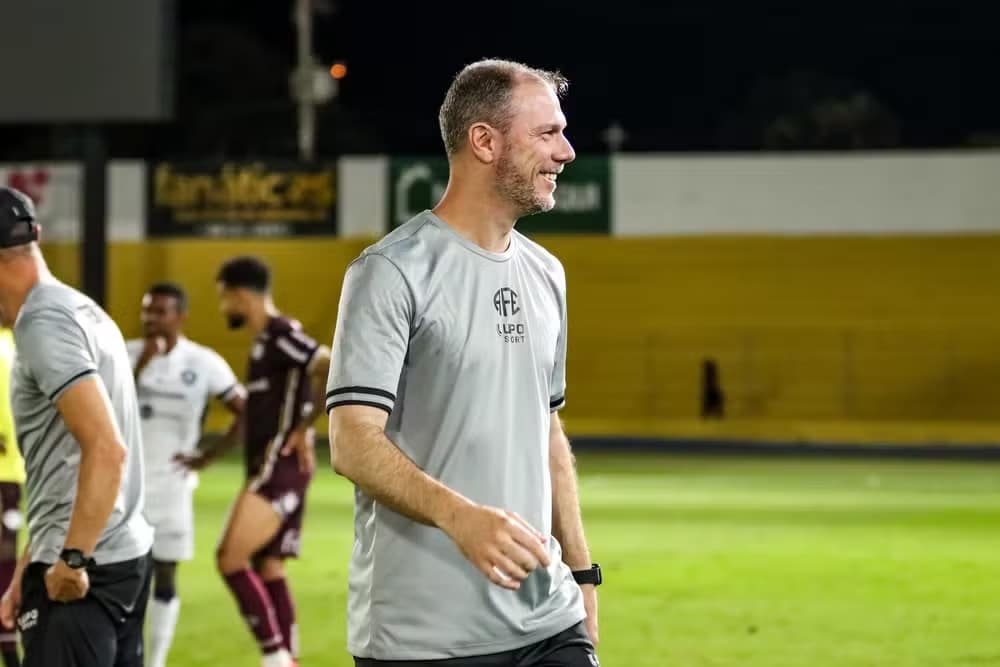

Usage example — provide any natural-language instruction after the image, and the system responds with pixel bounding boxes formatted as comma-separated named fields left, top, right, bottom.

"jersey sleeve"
left=125, top=339, right=142, bottom=369
left=16, top=307, right=98, bottom=402
left=204, top=348, right=243, bottom=402
left=550, top=275, right=568, bottom=412
left=326, top=253, right=412, bottom=415
left=273, top=327, right=320, bottom=371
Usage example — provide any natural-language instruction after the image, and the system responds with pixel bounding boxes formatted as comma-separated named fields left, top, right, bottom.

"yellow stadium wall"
left=41, top=235, right=1000, bottom=439
left=547, top=235, right=1000, bottom=440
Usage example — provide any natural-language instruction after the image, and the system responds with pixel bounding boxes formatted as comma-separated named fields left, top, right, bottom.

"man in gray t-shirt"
left=0, top=186, right=153, bottom=667
left=328, top=60, right=601, bottom=666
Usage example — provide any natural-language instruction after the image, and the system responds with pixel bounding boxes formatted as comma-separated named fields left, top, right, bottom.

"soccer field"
left=168, top=453, right=1000, bottom=666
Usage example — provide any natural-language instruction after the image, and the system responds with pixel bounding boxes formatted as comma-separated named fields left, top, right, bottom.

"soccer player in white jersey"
left=327, top=60, right=600, bottom=666
left=127, top=283, right=245, bottom=667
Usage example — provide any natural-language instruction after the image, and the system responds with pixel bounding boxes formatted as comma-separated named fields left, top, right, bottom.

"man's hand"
left=173, top=451, right=210, bottom=472
left=440, top=504, right=552, bottom=591
left=134, top=336, right=167, bottom=382
left=44, top=560, right=89, bottom=603
left=140, top=336, right=166, bottom=361
left=0, top=580, right=20, bottom=629
left=581, top=583, right=599, bottom=646
left=282, top=427, right=315, bottom=475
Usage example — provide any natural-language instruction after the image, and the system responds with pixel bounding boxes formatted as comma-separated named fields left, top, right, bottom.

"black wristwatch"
left=571, top=563, right=602, bottom=586
left=59, top=549, right=95, bottom=570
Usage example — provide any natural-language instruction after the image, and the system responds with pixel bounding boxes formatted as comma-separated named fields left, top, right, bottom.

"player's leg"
left=144, top=482, right=193, bottom=667
left=145, top=560, right=179, bottom=667
left=255, top=481, right=307, bottom=660
left=0, top=483, right=21, bottom=667
left=216, top=488, right=290, bottom=664
left=257, top=557, right=297, bottom=659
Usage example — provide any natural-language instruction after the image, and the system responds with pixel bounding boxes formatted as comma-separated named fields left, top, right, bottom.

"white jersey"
left=127, top=337, right=242, bottom=483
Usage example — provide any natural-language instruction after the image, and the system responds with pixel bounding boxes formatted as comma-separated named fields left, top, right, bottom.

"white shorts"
left=143, top=473, right=197, bottom=562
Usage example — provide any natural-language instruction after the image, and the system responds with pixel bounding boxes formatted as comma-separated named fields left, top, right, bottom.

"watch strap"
left=59, top=548, right=95, bottom=569
left=571, top=563, right=602, bottom=586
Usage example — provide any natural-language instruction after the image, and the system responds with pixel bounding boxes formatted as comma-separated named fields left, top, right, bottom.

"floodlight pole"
left=295, top=0, right=316, bottom=162
left=81, top=125, right=107, bottom=307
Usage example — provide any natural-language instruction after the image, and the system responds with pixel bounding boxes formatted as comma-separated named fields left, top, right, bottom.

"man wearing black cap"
left=0, top=186, right=154, bottom=666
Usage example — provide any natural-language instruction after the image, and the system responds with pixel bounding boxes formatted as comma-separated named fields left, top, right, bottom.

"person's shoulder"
left=267, top=315, right=298, bottom=337
left=355, top=210, right=442, bottom=269
left=267, top=315, right=317, bottom=347
left=16, top=281, right=89, bottom=331
left=23, top=280, right=87, bottom=313
left=182, top=338, right=226, bottom=363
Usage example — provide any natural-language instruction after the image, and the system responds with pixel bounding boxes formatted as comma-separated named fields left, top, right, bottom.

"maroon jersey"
left=244, top=315, right=319, bottom=479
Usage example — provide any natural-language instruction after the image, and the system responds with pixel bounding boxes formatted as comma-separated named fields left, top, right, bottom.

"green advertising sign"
left=388, top=156, right=610, bottom=234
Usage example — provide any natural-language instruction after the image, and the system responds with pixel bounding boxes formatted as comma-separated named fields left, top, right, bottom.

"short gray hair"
left=438, top=59, right=569, bottom=156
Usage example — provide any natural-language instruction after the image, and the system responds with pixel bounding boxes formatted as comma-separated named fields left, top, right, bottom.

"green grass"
left=167, top=454, right=1000, bottom=666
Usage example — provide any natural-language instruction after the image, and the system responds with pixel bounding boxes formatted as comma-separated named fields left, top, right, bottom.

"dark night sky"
left=319, top=0, right=999, bottom=152
left=3, top=0, right=998, bottom=159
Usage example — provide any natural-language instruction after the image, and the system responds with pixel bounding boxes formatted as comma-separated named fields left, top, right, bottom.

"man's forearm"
left=64, top=440, right=125, bottom=555
left=14, top=541, right=30, bottom=580
left=332, top=422, right=471, bottom=529
left=301, top=373, right=327, bottom=427
left=550, top=428, right=592, bottom=570
left=200, top=418, right=243, bottom=463
left=300, top=355, right=331, bottom=428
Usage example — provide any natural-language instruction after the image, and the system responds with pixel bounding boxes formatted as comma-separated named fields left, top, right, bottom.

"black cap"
left=0, top=187, right=39, bottom=248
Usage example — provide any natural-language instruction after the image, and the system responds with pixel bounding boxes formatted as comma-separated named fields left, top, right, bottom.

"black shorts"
left=354, top=621, right=599, bottom=667
left=19, top=552, right=153, bottom=667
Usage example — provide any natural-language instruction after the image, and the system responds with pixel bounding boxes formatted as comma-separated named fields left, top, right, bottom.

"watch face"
left=63, top=550, right=85, bottom=568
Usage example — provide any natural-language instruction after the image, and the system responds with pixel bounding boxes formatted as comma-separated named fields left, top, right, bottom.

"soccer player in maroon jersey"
left=177, top=256, right=330, bottom=667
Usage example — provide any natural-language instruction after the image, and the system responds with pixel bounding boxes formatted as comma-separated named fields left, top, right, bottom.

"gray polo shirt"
left=327, top=211, right=584, bottom=660
left=12, top=279, right=152, bottom=565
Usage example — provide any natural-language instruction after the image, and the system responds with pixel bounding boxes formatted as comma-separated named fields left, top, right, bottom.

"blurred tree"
left=174, top=22, right=292, bottom=156
left=720, top=70, right=901, bottom=150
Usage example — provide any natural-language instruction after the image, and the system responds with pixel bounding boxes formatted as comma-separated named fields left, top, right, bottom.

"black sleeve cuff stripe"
left=327, top=386, right=396, bottom=402
left=549, top=395, right=566, bottom=409
left=216, top=384, right=238, bottom=399
left=326, top=399, right=392, bottom=415
left=48, top=369, right=98, bottom=401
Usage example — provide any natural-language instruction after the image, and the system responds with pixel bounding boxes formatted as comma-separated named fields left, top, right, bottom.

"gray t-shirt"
left=12, top=279, right=152, bottom=565
left=327, top=211, right=584, bottom=660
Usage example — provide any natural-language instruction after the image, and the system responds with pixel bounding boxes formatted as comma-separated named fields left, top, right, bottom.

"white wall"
left=109, top=161, right=146, bottom=241
left=613, top=151, right=1000, bottom=236
left=336, top=155, right=386, bottom=238
left=0, top=161, right=146, bottom=242
left=5, top=151, right=1000, bottom=240
left=1, top=157, right=387, bottom=241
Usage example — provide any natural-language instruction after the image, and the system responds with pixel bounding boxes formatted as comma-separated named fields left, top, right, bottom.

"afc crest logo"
left=493, top=287, right=520, bottom=317
left=180, top=369, right=197, bottom=386
left=493, top=287, right=526, bottom=344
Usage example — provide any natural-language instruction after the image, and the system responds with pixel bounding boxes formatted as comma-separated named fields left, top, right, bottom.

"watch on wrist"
left=571, top=563, right=602, bottom=586
left=59, top=548, right=95, bottom=570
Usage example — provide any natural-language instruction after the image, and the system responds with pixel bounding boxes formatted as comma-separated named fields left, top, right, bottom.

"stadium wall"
left=9, top=152, right=1000, bottom=446
left=37, top=233, right=1000, bottom=445
left=613, top=151, right=1000, bottom=235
